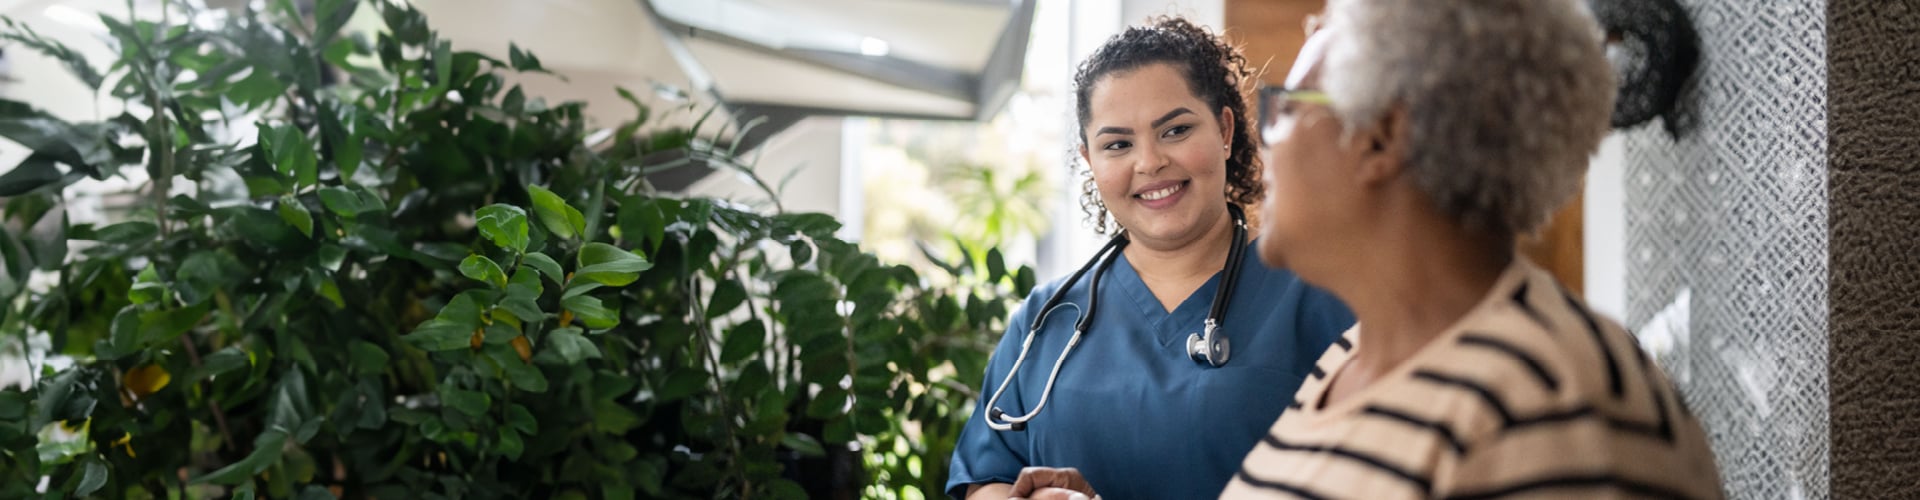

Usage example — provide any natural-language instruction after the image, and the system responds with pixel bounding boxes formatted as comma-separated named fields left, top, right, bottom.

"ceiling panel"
left=688, top=38, right=973, bottom=118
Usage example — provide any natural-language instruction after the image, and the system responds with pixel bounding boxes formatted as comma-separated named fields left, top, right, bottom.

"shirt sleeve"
left=945, top=285, right=1054, bottom=499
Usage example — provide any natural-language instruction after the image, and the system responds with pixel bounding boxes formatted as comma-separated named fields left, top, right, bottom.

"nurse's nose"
left=1134, top=140, right=1169, bottom=176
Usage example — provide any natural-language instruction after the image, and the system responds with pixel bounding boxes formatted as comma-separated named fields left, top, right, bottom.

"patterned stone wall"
left=1620, top=0, right=1830, bottom=498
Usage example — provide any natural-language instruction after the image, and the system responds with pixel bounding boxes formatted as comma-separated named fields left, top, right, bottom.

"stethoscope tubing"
left=983, top=205, right=1248, bottom=432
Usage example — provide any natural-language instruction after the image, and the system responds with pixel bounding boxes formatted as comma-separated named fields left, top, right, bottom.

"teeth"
left=1139, top=183, right=1183, bottom=201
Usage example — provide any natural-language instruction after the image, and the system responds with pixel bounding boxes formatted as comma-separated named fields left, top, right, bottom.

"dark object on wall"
left=1590, top=0, right=1700, bottom=135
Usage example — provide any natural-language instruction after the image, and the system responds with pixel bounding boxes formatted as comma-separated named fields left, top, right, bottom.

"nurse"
left=947, top=17, right=1353, bottom=500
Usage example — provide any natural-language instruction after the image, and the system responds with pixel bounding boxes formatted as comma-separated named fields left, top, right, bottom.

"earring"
left=1222, top=144, right=1229, bottom=151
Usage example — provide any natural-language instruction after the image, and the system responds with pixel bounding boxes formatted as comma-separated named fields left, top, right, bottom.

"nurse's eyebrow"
left=1151, top=107, right=1195, bottom=129
left=1094, top=107, right=1196, bottom=136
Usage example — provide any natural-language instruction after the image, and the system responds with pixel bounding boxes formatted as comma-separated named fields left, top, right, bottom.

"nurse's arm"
left=966, top=482, right=1012, bottom=499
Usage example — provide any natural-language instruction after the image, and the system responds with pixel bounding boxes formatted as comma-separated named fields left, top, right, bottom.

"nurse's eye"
left=1162, top=125, right=1192, bottom=139
left=1102, top=140, right=1132, bottom=152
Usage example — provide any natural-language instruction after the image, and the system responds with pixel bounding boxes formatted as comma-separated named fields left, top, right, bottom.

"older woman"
left=1221, top=0, right=1724, bottom=498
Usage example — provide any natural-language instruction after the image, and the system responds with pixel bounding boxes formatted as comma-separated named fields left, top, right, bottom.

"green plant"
left=0, top=1, right=1030, bottom=498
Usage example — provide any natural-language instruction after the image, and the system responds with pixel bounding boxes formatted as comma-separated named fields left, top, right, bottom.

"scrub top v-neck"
left=947, top=240, right=1353, bottom=500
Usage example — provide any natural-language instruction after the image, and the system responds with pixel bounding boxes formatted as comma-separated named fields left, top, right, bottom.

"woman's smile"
left=1134, top=180, right=1190, bottom=208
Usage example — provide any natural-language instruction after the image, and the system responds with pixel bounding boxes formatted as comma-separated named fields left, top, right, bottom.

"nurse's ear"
left=1217, top=106, right=1235, bottom=148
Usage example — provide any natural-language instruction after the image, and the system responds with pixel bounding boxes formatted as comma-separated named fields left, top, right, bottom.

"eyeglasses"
left=1257, top=86, right=1332, bottom=147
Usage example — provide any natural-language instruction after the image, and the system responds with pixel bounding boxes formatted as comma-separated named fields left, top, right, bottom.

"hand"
left=1009, top=467, right=1099, bottom=500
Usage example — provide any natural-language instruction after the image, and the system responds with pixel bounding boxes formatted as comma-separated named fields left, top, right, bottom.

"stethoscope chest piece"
left=1187, top=320, right=1231, bottom=367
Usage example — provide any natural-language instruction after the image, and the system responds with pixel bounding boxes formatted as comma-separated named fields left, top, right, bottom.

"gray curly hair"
left=1319, top=0, right=1615, bottom=235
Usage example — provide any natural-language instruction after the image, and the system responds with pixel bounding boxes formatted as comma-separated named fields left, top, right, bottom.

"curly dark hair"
left=1072, top=16, right=1262, bottom=234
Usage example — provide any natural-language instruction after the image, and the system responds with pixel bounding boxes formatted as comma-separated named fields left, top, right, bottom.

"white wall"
left=1122, top=0, right=1224, bottom=31
left=1584, top=134, right=1628, bottom=320
left=685, top=116, right=844, bottom=217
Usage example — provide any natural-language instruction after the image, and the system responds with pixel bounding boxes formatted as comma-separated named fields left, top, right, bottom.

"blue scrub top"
left=946, top=240, right=1353, bottom=500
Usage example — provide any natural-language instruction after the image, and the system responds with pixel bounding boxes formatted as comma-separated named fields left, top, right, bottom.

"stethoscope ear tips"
left=988, top=408, right=1028, bottom=431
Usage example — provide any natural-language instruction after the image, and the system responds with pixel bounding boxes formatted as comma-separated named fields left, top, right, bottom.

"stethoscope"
left=984, top=204, right=1250, bottom=431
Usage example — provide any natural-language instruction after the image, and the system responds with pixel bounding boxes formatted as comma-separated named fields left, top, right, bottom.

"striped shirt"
left=1222, top=259, right=1723, bottom=499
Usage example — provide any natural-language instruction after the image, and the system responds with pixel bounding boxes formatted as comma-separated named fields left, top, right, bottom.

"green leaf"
left=228, top=70, right=289, bottom=110
left=544, top=328, right=601, bottom=364
left=718, top=319, right=764, bottom=364
left=85, top=220, right=157, bottom=244
left=502, top=85, right=525, bottom=114
left=277, top=197, right=313, bottom=237
left=655, top=369, right=706, bottom=402
left=190, top=429, right=288, bottom=485
left=617, top=196, right=672, bottom=256
left=406, top=319, right=473, bottom=351
left=773, top=272, right=834, bottom=306
left=591, top=399, right=641, bottom=434
left=806, top=388, right=847, bottom=418
left=561, top=294, right=618, bottom=330
left=317, top=186, right=372, bottom=217
left=498, top=296, right=543, bottom=323
left=707, top=279, right=746, bottom=318
left=438, top=290, right=492, bottom=327
left=439, top=387, right=490, bottom=417
left=1014, top=266, right=1038, bottom=296
left=774, top=212, right=841, bottom=239
left=508, top=43, right=544, bottom=72
left=193, top=346, right=252, bottom=382
left=561, top=280, right=605, bottom=300
left=508, top=268, right=542, bottom=297
left=604, top=485, right=634, bottom=500
left=350, top=340, right=389, bottom=375
left=574, top=242, right=651, bottom=287
left=780, top=433, right=826, bottom=458
left=317, top=245, right=347, bottom=272
left=501, top=357, right=548, bottom=392
left=507, top=404, right=537, bottom=435
left=129, top=266, right=164, bottom=304
left=497, top=427, right=524, bottom=460
left=0, top=24, right=104, bottom=89
left=32, top=368, right=92, bottom=430
left=261, top=124, right=318, bottom=188
left=76, top=456, right=108, bottom=495
left=220, top=207, right=305, bottom=250
left=527, top=185, right=584, bottom=240
left=768, top=479, right=807, bottom=500
left=520, top=252, right=563, bottom=282
left=475, top=204, right=530, bottom=253
left=177, top=250, right=246, bottom=305
left=313, top=0, right=359, bottom=43
left=0, top=156, right=63, bottom=196
left=316, top=278, right=345, bottom=309
left=232, top=481, right=257, bottom=500
left=138, top=303, right=212, bottom=346
left=789, top=240, right=813, bottom=265
left=459, top=254, right=508, bottom=289
left=334, top=134, right=364, bottom=180
left=987, top=247, right=1007, bottom=284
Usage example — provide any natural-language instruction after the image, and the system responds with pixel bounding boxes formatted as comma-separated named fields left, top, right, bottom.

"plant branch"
left=686, top=275, right=751, bottom=498
left=177, top=322, right=237, bottom=451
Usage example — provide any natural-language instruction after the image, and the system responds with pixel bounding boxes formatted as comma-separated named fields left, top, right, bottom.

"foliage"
left=0, top=1, right=1028, bottom=498
left=857, top=119, right=1054, bottom=276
